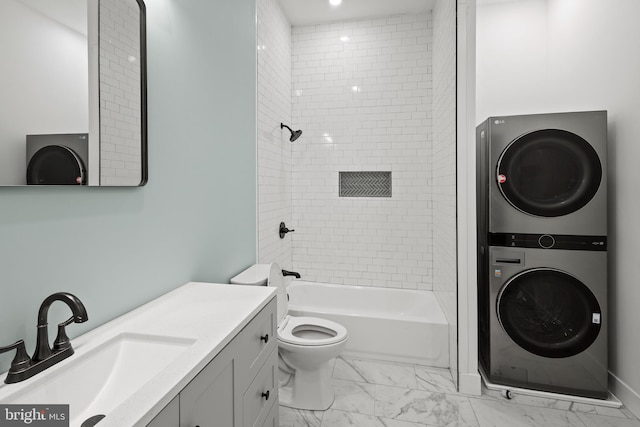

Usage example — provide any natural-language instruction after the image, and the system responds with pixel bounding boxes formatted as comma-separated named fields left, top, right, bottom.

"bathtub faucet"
left=282, top=270, right=301, bottom=279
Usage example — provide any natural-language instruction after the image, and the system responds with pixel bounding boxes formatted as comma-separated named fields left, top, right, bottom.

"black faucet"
left=282, top=269, right=301, bottom=279
left=34, top=292, right=88, bottom=362
left=0, top=292, right=88, bottom=384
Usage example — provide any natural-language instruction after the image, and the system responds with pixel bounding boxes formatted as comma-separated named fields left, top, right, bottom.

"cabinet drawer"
left=236, top=298, right=276, bottom=387
left=242, top=347, right=277, bottom=427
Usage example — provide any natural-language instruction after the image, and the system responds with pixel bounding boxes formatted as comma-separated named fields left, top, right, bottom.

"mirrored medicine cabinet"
left=0, top=0, right=147, bottom=186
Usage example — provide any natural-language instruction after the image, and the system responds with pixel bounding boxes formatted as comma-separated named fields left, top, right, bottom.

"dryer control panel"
left=489, top=232, right=607, bottom=251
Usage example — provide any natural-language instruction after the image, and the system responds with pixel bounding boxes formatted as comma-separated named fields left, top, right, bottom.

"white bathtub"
left=286, top=280, right=449, bottom=367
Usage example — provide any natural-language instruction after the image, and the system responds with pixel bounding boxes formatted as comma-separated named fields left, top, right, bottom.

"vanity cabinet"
left=148, top=298, right=278, bottom=427
left=147, top=396, right=179, bottom=427
left=179, top=345, right=236, bottom=426
left=260, top=399, right=279, bottom=427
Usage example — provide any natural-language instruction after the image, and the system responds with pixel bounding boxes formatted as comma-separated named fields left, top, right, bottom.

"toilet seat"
left=278, top=315, right=347, bottom=347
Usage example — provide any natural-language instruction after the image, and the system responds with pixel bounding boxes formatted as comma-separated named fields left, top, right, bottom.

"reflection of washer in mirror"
left=26, top=134, right=88, bottom=185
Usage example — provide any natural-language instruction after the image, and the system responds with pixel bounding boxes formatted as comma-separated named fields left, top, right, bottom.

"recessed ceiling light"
left=329, top=0, right=342, bottom=6
left=340, top=35, right=350, bottom=42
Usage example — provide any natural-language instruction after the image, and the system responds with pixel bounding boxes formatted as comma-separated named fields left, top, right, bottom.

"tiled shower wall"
left=99, top=0, right=142, bottom=186
left=256, top=0, right=293, bottom=268
left=290, top=13, right=434, bottom=289
left=432, top=0, right=458, bottom=376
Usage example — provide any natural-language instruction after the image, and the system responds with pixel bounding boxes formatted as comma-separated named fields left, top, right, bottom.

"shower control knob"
left=279, top=222, right=295, bottom=239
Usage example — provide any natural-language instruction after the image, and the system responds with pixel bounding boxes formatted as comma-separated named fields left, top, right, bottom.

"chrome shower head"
left=281, top=123, right=303, bottom=142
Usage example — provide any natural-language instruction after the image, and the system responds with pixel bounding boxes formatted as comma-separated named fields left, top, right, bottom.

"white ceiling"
left=277, top=0, right=435, bottom=26
left=476, top=0, right=519, bottom=4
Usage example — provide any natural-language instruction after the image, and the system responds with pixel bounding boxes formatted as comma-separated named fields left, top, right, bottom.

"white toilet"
left=231, top=263, right=348, bottom=410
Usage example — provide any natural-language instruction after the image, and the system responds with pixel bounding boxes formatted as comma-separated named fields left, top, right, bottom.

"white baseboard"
left=459, top=371, right=482, bottom=395
left=478, top=365, right=621, bottom=408
left=610, top=371, right=640, bottom=419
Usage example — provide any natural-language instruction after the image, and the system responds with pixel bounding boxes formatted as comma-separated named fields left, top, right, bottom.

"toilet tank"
left=231, top=263, right=288, bottom=323
left=230, top=264, right=271, bottom=286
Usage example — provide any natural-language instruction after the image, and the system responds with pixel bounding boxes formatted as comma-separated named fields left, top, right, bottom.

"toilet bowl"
left=230, top=263, right=348, bottom=410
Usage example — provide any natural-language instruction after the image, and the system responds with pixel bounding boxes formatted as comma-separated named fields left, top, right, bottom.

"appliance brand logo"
left=0, top=405, right=68, bottom=426
left=494, top=119, right=505, bottom=125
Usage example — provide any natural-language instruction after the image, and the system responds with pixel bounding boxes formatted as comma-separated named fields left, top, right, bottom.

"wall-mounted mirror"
left=0, top=0, right=147, bottom=186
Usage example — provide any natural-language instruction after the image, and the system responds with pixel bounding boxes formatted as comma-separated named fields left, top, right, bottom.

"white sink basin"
left=2, top=333, right=195, bottom=426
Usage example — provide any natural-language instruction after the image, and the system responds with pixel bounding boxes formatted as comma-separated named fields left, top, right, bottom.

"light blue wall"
left=0, top=0, right=257, bottom=374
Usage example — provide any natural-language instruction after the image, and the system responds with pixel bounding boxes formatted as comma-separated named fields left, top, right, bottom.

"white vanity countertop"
left=0, top=282, right=276, bottom=427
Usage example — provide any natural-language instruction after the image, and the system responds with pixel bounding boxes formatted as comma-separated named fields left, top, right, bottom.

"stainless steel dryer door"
left=497, top=129, right=602, bottom=217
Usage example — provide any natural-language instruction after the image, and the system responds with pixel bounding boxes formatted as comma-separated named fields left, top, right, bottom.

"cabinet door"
left=180, top=344, right=239, bottom=427
left=260, top=401, right=278, bottom=427
left=147, top=396, right=179, bottom=427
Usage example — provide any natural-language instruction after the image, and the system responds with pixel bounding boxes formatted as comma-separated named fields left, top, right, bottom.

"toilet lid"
left=267, top=262, right=288, bottom=323
left=278, top=316, right=348, bottom=346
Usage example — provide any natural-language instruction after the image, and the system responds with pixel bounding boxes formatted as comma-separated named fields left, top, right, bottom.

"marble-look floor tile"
left=331, top=379, right=376, bottom=415
left=375, top=385, right=479, bottom=426
left=279, top=405, right=323, bottom=427
left=282, top=356, right=640, bottom=427
left=575, top=411, right=640, bottom=427
left=469, top=397, right=584, bottom=427
left=570, top=402, right=629, bottom=418
left=622, top=407, right=640, bottom=419
left=479, top=387, right=572, bottom=410
left=321, top=409, right=429, bottom=427
left=415, top=366, right=456, bottom=394
left=333, top=357, right=418, bottom=389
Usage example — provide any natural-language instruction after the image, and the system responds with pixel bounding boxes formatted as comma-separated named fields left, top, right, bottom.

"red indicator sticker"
left=498, top=174, right=507, bottom=184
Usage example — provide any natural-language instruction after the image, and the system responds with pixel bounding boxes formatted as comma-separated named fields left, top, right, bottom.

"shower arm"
left=281, top=123, right=293, bottom=132
left=280, top=122, right=303, bottom=142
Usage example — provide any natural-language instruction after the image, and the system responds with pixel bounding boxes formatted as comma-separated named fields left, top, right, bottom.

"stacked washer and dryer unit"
left=477, top=111, right=608, bottom=399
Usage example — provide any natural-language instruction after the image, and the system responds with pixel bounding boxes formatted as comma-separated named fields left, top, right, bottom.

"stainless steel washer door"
left=497, top=268, right=602, bottom=358
left=497, top=129, right=602, bottom=217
